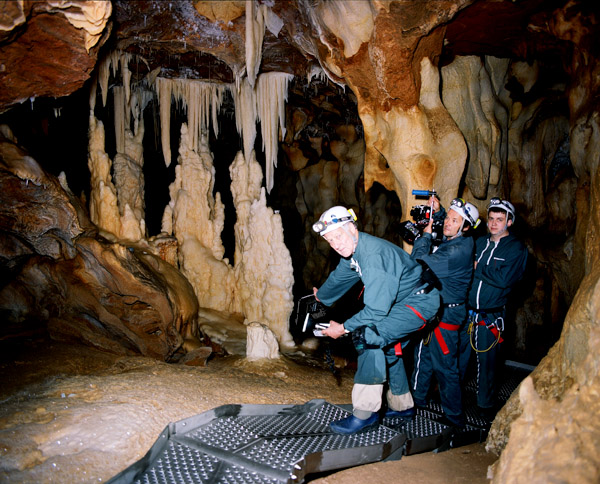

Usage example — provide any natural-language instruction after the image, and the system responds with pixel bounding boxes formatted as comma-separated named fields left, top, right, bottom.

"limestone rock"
left=245, top=322, right=280, bottom=361
left=178, top=346, right=213, bottom=366
left=0, top=127, right=198, bottom=360
left=231, top=151, right=295, bottom=348
left=0, top=126, right=86, bottom=260
left=0, top=0, right=111, bottom=113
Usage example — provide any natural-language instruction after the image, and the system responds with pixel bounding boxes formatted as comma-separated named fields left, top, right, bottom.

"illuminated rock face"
left=163, top=122, right=235, bottom=313
left=358, top=57, right=468, bottom=245
left=0, top=0, right=111, bottom=112
left=482, top=10, right=600, bottom=483
left=0, top=1, right=599, bottom=480
left=441, top=56, right=508, bottom=203
left=0, top=126, right=197, bottom=360
left=230, top=151, right=295, bottom=348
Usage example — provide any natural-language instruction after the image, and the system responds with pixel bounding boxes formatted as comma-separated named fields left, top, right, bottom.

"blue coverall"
left=460, top=232, right=528, bottom=409
left=317, top=231, right=441, bottom=409
left=410, top=232, right=474, bottom=425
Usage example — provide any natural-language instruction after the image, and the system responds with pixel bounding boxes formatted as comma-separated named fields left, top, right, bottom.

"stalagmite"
left=246, top=322, right=280, bottom=360
left=88, top=83, right=148, bottom=242
left=230, top=150, right=295, bottom=348
left=163, top=123, right=237, bottom=312
left=87, top=115, right=120, bottom=236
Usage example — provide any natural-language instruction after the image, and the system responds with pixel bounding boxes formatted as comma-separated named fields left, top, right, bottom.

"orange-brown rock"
left=0, top=1, right=111, bottom=113
left=0, top=126, right=198, bottom=360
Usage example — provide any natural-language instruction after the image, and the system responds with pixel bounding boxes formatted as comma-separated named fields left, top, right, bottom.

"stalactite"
left=256, top=72, right=293, bottom=192
left=245, top=0, right=266, bottom=88
left=100, top=47, right=292, bottom=193
left=120, top=51, right=132, bottom=107
left=232, top=77, right=257, bottom=164
left=97, top=50, right=120, bottom=108
left=89, top=79, right=97, bottom=112
left=154, top=78, right=229, bottom=167
left=307, top=64, right=327, bottom=85
left=113, top=86, right=126, bottom=155
left=156, top=77, right=173, bottom=167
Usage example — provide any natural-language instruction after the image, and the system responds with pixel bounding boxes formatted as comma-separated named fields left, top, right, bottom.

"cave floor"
left=0, top=327, right=498, bottom=484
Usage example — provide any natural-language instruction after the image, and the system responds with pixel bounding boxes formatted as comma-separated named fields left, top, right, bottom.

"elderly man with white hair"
left=313, top=206, right=440, bottom=434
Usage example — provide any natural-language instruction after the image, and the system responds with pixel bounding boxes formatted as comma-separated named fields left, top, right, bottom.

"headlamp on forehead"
left=487, top=197, right=515, bottom=219
left=450, top=198, right=481, bottom=229
left=313, top=206, right=357, bottom=235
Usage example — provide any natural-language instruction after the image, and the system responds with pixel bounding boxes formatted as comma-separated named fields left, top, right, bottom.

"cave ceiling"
left=0, top=0, right=585, bottom=115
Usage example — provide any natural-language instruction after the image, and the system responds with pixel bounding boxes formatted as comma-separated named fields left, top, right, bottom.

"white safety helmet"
left=449, top=198, right=480, bottom=229
left=487, top=197, right=515, bottom=220
left=313, top=206, right=358, bottom=236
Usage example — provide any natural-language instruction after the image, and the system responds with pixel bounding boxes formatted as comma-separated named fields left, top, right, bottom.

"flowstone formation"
left=86, top=51, right=297, bottom=349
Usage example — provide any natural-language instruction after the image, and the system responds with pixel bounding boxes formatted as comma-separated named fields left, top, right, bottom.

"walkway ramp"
left=107, top=361, right=532, bottom=483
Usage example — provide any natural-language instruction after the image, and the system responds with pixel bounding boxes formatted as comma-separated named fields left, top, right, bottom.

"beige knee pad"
left=352, top=383, right=383, bottom=418
left=386, top=389, right=414, bottom=412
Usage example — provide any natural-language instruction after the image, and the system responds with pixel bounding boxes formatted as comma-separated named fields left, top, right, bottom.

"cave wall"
left=0, top=1, right=599, bottom=481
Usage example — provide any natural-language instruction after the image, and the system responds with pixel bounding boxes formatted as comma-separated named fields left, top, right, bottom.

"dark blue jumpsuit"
left=317, top=232, right=440, bottom=399
left=460, top=232, right=528, bottom=409
left=410, top=232, right=474, bottom=424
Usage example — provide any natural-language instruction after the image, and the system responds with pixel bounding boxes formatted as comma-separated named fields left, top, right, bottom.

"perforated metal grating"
left=108, top=361, right=532, bottom=483
left=107, top=400, right=405, bottom=484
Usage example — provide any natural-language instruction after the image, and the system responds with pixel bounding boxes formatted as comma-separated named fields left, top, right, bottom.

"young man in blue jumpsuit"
left=459, top=198, right=528, bottom=421
left=313, top=206, right=441, bottom=434
left=410, top=197, right=478, bottom=428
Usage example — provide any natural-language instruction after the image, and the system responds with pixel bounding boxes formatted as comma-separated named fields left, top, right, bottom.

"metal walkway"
left=107, top=361, right=532, bottom=484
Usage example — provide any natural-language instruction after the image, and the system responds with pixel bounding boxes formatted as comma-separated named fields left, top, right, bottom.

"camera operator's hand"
left=313, top=286, right=320, bottom=302
left=322, top=320, right=346, bottom=339
left=429, top=195, right=441, bottom=213
left=422, top=195, right=439, bottom=234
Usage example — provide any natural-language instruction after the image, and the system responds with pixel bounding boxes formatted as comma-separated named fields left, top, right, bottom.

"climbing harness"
left=467, top=309, right=504, bottom=353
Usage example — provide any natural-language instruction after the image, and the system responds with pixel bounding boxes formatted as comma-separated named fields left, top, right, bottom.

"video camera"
left=399, top=189, right=444, bottom=244
left=293, top=294, right=330, bottom=337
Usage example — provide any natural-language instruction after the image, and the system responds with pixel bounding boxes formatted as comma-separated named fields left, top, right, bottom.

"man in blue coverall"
left=410, top=197, right=479, bottom=428
left=459, top=198, right=528, bottom=421
left=313, top=206, right=441, bottom=434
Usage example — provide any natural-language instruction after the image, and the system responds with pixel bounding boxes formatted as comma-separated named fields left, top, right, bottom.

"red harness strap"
left=433, top=322, right=461, bottom=355
left=394, top=305, right=428, bottom=356
left=477, top=320, right=504, bottom=343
